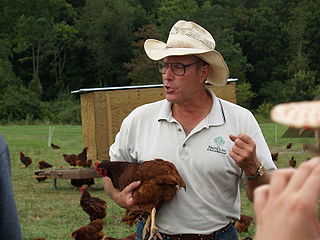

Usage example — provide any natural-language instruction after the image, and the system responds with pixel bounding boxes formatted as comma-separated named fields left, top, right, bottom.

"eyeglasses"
left=157, top=60, right=201, bottom=76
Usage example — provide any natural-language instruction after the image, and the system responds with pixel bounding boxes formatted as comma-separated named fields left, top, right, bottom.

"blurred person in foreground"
left=103, top=20, right=277, bottom=240
left=0, top=134, right=22, bottom=239
left=254, top=156, right=320, bottom=240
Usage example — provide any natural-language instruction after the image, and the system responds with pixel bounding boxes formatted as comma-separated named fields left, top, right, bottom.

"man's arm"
left=243, top=167, right=271, bottom=201
left=229, top=134, right=271, bottom=201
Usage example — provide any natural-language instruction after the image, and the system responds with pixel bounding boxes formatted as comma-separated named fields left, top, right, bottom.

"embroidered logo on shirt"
left=214, top=136, right=225, bottom=146
left=207, top=136, right=227, bottom=154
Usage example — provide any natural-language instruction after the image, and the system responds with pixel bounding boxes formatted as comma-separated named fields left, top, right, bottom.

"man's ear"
left=199, top=64, right=211, bottom=83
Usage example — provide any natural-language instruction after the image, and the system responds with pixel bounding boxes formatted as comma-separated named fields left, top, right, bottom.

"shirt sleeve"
left=252, top=130, right=277, bottom=173
left=109, top=115, right=137, bottom=163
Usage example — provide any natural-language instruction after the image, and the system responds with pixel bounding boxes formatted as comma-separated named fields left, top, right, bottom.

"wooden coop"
left=72, top=79, right=238, bottom=160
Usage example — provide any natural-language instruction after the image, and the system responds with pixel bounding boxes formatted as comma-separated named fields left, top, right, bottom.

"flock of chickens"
left=19, top=140, right=310, bottom=240
left=19, top=145, right=190, bottom=240
left=269, top=142, right=315, bottom=168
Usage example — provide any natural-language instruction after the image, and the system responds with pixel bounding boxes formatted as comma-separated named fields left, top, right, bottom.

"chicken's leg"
left=147, top=208, right=162, bottom=240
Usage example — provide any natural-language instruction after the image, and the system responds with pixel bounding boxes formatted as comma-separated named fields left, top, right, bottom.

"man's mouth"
left=164, top=85, right=175, bottom=93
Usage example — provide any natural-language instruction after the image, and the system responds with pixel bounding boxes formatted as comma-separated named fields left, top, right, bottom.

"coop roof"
left=71, top=78, right=238, bottom=94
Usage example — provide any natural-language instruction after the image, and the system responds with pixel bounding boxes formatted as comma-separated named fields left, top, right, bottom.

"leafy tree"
left=50, top=21, right=78, bottom=87
left=28, top=74, right=43, bottom=98
left=76, top=0, right=135, bottom=87
left=282, top=70, right=319, bottom=102
left=258, top=80, right=287, bottom=104
left=305, top=0, right=320, bottom=75
left=157, top=0, right=199, bottom=34
left=124, top=24, right=163, bottom=85
left=0, top=86, right=41, bottom=122
left=236, top=81, right=257, bottom=108
left=40, top=92, right=80, bottom=124
left=0, top=39, right=22, bottom=90
left=193, top=2, right=251, bottom=82
left=283, top=0, right=312, bottom=74
left=14, top=12, right=54, bottom=81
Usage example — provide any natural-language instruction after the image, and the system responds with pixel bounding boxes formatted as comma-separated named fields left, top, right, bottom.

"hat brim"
left=144, top=39, right=229, bottom=86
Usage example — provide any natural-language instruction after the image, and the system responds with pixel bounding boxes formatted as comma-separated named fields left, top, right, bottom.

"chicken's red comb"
left=93, top=161, right=100, bottom=169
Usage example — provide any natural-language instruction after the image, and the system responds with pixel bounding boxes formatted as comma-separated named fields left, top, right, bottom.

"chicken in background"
left=76, top=147, right=89, bottom=167
left=62, top=153, right=78, bottom=166
left=289, top=156, right=297, bottom=168
left=62, top=147, right=90, bottom=168
left=38, top=161, right=53, bottom=169
left=103, top=233, right=136, bottom=240
left=72, top=219, right=104, bottom=240
left=270, top=151, right=279, bottom=162
left=94, top=158, right=186, bottom=240
left=235, top=214, right=254, bottom=233
left=80, top=186, right=107, bottom=222
left=71, top=178, right=95, bottom=188
left=286, top=142, right=293, bottom=149
left=19, top=152, right=32, bottom=167
left=32, top=171, right=48, bottom=182
left=50, top=143, right=61, bottom=149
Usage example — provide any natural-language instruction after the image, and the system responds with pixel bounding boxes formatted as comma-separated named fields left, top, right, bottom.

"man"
left=103, top=20, right=276, bottom=240
left=0, top=135, right=22, bottom=240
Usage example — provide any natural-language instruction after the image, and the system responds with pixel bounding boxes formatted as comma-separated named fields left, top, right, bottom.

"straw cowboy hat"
left=144, top=20, right=229, bottom=86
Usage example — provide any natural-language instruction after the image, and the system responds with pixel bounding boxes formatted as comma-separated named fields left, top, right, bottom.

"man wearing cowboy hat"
left=103, top=20, right=276, bottom=240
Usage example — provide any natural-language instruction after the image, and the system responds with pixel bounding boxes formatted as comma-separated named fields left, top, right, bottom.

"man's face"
left=161, top=55, right=205, bottom=104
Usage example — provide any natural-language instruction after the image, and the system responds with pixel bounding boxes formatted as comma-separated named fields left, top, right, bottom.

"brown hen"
left=286, top=142, right=293, bottom=149
left=33, top=171, right=48, bottom=182
left=38, top=161, right=53, bottom=169
left=62, top=153, right=78, bottom=166
left=19, top=152, right=32, bottom=167
left=71, top=178, right=95, bottom=188
left=270, top=151, right=279, bottom=161
left=50, top=143, right=61, bottom=149
left=95, top=158, right=186, bottom=240
left=80, top=186, right=107, bottom=221
left=235, top=214, right=254, bottom=233
left=72, top=219, right=104, bottom=240
left=289, top=156, right=297, bottom=168
left=76, top=147, right=89, bottom=167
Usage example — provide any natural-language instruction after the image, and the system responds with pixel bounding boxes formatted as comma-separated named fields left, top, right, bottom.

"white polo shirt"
left=109, top=89, right=276, bottom=234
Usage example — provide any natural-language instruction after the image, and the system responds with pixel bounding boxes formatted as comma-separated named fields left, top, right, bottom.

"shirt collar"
left=206, top=88, right=226, bottom=126
left=157, top=88, right=226, bottom=126
left=158, top=99, right=174, bottom=122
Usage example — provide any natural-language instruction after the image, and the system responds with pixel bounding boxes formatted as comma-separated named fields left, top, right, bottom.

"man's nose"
left=163, top=65, right=175, bottom=78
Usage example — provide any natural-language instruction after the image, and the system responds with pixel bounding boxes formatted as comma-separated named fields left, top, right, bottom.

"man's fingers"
left=124, top=180, right=141, bottom=194
left=229, top=134, right=237, bottom=142
left=229, top=134, right=252, bottom=144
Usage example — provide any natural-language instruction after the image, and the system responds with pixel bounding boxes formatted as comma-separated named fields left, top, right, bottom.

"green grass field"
left=0, top=124, right=316, bottom=240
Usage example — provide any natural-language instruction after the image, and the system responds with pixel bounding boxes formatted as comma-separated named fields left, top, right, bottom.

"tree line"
left=0, top=0, right=319, bottom=123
